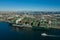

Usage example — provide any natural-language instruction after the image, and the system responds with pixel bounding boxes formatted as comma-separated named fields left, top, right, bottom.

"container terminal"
left=0, top=11, right=60, bottom=30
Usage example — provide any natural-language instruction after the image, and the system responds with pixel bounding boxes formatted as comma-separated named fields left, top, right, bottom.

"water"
left=0, top=22, right=60, bottom=40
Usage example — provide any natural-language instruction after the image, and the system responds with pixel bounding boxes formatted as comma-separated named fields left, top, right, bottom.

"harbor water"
left=0, top=22, right=60, bottom=40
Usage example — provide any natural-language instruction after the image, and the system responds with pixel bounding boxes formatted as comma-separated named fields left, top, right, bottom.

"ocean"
left=0, top=22, right=60, bottom=40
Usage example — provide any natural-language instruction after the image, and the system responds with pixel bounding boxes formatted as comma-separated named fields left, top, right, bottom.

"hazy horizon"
left=0, top=0, right=60, bottom=11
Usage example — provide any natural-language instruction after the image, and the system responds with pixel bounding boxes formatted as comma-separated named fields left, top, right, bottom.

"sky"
left=0, top=0, right=60, bottom=11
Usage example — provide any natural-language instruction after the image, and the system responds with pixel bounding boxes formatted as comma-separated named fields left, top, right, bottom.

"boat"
left=12, top=23, right=32, bottom=28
